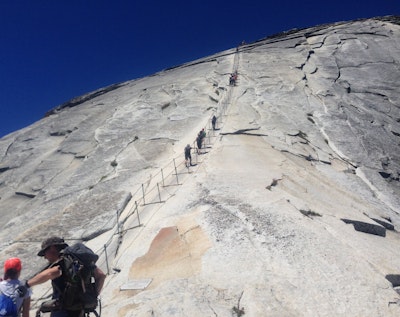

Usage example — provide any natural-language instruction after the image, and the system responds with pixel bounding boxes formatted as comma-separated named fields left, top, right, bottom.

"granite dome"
left=0, top=16, right=400, bottom=317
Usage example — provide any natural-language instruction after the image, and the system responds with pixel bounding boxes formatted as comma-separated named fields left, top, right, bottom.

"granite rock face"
left=0, top=16, right=400, bottom=316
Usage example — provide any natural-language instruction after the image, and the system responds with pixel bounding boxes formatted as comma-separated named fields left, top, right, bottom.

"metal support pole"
left=161, top=168, right=165, bottom=186
left=142, top=184, right=145, bottom=205
left=116, top=210, right=120, bottom=235
left=195, top=144, right=199, bottom=164
left=135, top=201, right=140, bottom=225
left=173, top=159, right=179, bottom=184
left=104, top=244, right=110, bottom=275
left=157, top=183, right=162, bottom=202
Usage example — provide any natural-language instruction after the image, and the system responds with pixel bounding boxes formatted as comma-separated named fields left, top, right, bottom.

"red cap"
left=4, top=257, right=22, bottom=273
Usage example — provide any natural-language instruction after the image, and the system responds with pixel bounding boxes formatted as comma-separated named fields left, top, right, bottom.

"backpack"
left=0, top=288, right=18, bottom=317
left=57, top=243, right=99, bottom=313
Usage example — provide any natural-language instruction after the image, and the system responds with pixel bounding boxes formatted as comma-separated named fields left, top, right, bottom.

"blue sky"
left=0, top=1, right=398, bottom=137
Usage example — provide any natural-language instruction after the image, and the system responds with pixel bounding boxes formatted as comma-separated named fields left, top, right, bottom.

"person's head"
left=3, top=257, right=22, bottom=280
left=37, top=236, right=68, bottom=263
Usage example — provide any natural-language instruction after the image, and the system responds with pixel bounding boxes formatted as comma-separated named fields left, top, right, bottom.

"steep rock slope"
left=0, top=16, right=399, bottom=316
left=0, top=54, right=233, bottom=269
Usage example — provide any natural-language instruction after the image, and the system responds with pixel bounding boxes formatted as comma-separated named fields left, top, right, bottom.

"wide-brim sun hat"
left=37, top=236, right=68, bottom=256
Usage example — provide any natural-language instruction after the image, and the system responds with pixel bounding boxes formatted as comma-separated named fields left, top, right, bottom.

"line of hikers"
left=185, top=115, right=219, bottom=167
left=2, top=66, right=238, bottom=316
left=185, top=67, right=237, bottom=166
left=0, top=236, right=106, bottom=317
left=229, top=71, right=238, bottom=86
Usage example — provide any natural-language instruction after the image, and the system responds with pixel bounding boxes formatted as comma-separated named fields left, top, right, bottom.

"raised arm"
left=27, top=266, right=61, bottom=287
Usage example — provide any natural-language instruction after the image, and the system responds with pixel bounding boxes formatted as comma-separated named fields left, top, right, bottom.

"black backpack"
left=58, top=243, right=99, bottom=313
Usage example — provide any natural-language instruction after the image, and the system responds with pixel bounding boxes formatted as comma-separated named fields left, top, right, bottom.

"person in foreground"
left=0, top=257, right=32, bottom=317
left=27, top=237, right=106, bottom=317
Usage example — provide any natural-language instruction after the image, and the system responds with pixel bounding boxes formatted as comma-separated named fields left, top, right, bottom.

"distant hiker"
left=196, top=129, right=205, bottom=154
left=196, top=134, right=202, bottom=154
left=232, top=72, right=238, bottom=84
left=197, top=129, right=206, bottom=153
left=229, top=74, right=235, bottom=86
left=211, top=115, right=217, bottom=130
left=0, top=257, right=32, bottom=317
left=229, top=72, right=238, bottom=86
left=184, top=144, right=192, bottom=167
left=27, top=236, right=106, bottom=317
left=200, top=128, right=206, bottom=139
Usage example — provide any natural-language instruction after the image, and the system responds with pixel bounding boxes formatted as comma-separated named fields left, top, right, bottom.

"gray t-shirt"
left=0, top=279, right=32, bottom=312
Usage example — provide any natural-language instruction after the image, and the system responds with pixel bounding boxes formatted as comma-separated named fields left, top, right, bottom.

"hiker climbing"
left=196, top=128, right=207, bottom=154
left=229, top=71, right=238, bottom=86
left=184, top=144, right=192, bottom=167
left=201, top=128, right=206, bottom=139
left=196, top=129, right=204, bottom=154
left=212, top=115, right=217, bottom=130
left=229, top=73, right=235, bottom=86
left=27, top=236, right=106, bottom=317
left=196, top=134, right=202, bottom=154
left=231, top=71, right=238, bottom=86
left=0, top=257, right=31, bottom=317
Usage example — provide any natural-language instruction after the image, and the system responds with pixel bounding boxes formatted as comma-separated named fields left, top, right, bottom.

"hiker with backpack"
left=196, top=129, right=206, bottom=154
left=211, top=115, right=217, bottom=130
left=27, top=237, right=106, bottom=317
left=184, top=144, right=192, bottom=167
left=196, top=133, right=202, bottom=154
left=0, top=257, right=32, bottom=317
